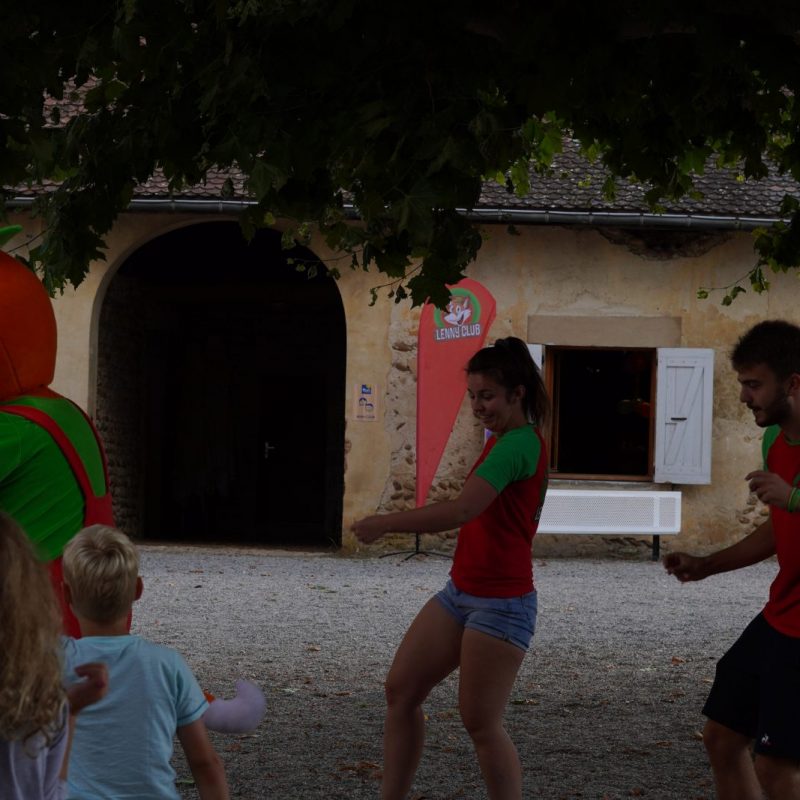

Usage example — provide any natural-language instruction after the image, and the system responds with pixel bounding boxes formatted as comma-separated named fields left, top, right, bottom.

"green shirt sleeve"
left=474, top=426, right=542, bottom=493
left=762, top=425, right=781, bottom=470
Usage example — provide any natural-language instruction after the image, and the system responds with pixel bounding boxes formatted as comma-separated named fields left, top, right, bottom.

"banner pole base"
left=379, top=533, right=451, bottom=561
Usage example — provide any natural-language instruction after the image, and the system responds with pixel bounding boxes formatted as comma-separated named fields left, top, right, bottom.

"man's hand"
left=745, top=470, right=793, bottom=510
left=67, top=662, right=109, bottom=716
left=663, top=552, right=710, bottom=583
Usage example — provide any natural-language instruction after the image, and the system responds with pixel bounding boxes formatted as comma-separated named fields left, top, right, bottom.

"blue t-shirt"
left=62, top=635, right=208, bottom=800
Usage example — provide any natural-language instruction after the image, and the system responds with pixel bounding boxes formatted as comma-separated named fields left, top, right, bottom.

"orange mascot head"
left=0, top=230, right=57, bottom=400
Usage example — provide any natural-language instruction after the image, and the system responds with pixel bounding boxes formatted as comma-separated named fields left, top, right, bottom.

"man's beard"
left=754, top=389, right=793, bottom=427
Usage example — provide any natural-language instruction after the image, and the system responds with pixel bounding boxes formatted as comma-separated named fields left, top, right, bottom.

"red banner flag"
left=416, top=278, right=496, bottom=507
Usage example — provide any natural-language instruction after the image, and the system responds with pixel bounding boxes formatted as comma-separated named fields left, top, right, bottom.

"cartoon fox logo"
left=444, top=295, right=472, bottom=327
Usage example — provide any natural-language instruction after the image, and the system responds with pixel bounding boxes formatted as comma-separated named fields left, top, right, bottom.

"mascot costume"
left=0, top=226, right=264, bottom=733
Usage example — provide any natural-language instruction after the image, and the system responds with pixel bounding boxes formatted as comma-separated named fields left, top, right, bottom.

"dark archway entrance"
left=97, top=222, right=346, bottom=547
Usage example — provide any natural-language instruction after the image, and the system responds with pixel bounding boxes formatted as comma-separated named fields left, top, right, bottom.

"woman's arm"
left=352, top=474, right=498, bottom=544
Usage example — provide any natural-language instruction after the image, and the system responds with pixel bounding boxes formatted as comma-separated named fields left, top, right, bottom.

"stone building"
left=9, top=147, right=800, bottom=556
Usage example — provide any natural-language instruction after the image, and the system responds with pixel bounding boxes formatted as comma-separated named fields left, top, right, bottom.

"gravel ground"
left=131, top=545, right=777, bottom=800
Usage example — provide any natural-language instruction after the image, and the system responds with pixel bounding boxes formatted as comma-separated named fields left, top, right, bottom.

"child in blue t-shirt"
left=61, top=525, right=229, bottom=800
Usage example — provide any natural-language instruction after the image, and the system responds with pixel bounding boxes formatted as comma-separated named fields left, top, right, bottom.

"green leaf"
left=750, top=266, right=770, bottom=293
left=281, top=228, right=296, bottom=249
left=678, top=146, right=710, bottom=175
left=123, top=0, right=137, bottom=23
left=601, top=176, right=617, bottom=201
left=508, top=160, right=531, bottom=196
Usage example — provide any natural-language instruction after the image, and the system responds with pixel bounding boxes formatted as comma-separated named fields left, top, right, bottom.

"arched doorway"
left=96, top=221, right=346, bottom=547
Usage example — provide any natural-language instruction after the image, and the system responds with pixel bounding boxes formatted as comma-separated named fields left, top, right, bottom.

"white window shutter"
left=528, top=344, right=544, bottom=370
left=654, top=348, right=714, bottom=484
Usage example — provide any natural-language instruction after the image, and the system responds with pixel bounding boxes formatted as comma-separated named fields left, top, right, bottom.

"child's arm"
left=177, top=719, right=230, bottom=800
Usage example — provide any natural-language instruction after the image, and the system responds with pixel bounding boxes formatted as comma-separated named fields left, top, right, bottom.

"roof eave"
left=7, top=195, right=784, bottom=231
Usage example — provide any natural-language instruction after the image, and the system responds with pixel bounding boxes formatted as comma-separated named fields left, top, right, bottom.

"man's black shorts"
left=703, top=612, right=800, bottom=760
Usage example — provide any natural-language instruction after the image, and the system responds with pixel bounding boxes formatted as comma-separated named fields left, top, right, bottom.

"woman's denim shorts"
left=435, top=579, right=537, bottom=651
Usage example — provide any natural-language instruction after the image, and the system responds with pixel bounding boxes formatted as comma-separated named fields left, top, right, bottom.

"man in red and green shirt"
left=665, top=320, right=800, bottom=800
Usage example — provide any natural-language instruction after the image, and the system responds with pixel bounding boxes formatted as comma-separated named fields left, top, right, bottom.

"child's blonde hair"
left=0, top=513, right=65, bottom=745
left=62, top=525, right=139, bottom=623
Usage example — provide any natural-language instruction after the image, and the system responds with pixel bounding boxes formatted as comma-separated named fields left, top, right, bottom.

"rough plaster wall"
left=366, top=225, right=797, bottom=559
left=598, top=228, right=732, bottom=260
left=46, top=212, right=799, bottom=559
left=676, top=293, right=773, bottom=555
left=370, top=305, right=488, bottom=554
left=372, top=305, right=529, bottom=555
left=488, top=225, right=784, bottom=558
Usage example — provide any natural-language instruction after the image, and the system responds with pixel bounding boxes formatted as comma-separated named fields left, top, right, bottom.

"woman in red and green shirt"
left=353, top=336, right=549, bottom=800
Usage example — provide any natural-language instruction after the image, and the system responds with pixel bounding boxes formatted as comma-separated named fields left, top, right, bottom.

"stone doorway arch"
left=96, top=221, right=346, bottom=547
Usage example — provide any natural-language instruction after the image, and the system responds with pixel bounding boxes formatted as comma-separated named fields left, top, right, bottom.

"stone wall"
left=356, top=224, right=788, bottom=558
left=369, top=305, right=487, bottom=554
left=95, top=273, right=147, bottom=538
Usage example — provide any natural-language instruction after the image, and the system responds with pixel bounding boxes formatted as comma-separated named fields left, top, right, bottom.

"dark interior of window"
left=551, top=348, right=654, bottom=478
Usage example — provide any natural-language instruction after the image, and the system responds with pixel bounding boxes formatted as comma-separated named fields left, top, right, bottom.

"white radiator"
left=538, top=489, right=681, bottom=535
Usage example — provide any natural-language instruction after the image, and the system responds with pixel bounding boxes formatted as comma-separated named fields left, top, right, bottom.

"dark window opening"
left=548, top=347, right=655, bottom=480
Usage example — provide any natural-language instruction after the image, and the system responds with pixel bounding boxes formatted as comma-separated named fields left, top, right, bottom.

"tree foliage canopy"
left=4, top=1, right=800, bottom=304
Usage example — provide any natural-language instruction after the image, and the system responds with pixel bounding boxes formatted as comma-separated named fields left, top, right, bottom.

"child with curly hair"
left=0, top=512, right=108, bottom=800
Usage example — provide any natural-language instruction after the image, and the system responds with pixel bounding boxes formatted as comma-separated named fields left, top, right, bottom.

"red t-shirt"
left=762, top=425, right=800, bottom=637
left=450, top=425, right=548, bottom=597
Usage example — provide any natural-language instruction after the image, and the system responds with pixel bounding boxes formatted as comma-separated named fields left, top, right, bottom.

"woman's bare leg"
left=381, top=598, right=463, bottom=800
left=458, top=629, right=526, bottom=800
